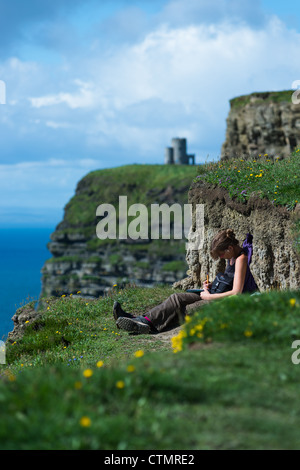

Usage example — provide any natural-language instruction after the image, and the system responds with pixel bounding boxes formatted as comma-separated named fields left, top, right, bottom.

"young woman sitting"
left=112, top=229, right=259, bottom=334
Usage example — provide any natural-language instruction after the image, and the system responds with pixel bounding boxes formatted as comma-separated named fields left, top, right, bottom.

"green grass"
left=173, top=290, right=300, bottom=351
left=194, top=148, right=300, bottom=210
left=4, top=285, right=175, bottom=370
left=1, top=286, right=300, bottom=450
left=230, top=90, right=293, bottom=109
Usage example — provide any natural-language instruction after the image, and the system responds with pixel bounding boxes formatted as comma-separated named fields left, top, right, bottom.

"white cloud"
left=29, top=80, right=95, bottom=109
left=46, top=120, right=72, bottom=129
left=68, top=16, right=300, bottom=158
left=4, top=14, right=298, bottom=166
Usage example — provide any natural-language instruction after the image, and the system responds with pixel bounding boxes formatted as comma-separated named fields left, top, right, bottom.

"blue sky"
left=0, top=0, right=299, bottom=227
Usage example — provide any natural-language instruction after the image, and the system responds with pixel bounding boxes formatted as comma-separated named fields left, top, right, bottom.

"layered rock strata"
left=221, top=90, right=300, bottom=159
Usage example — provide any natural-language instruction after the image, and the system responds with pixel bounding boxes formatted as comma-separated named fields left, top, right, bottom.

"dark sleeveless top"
left=225, top=247, right=259, bottom=293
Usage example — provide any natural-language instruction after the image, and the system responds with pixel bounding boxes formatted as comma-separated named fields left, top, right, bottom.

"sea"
left=0, top=227, right=54, bottom=341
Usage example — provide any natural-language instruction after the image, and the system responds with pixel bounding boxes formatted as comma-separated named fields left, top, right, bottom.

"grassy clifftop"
left=59, top=164, right=199, bottom=236
left=230, top=89, right=294, bottom=109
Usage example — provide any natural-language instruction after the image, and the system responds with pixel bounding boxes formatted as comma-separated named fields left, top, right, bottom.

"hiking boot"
left=116, top=316, right=151, bottom=334
left=113, top=301, right=135, bottom=327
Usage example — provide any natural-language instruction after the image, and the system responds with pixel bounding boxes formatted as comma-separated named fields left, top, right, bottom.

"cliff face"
left=41, top=165, right=198, bottom=298
left=221, top=91, right=300, bottom=159
left=175, top=180, right=300, bottom=292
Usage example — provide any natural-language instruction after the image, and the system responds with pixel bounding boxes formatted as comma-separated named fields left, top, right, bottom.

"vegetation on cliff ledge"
left=229, top=89, right=294, bottom=109
left=194, top=148, right=299, bottom=210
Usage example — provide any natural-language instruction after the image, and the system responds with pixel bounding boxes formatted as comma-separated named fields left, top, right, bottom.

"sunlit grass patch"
left=172, top=290, right=300, bottom=352
left=194, top=149, right=300, bottom=210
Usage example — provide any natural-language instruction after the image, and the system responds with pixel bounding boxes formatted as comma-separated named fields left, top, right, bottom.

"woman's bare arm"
left=200, top=254, right=248, bottom=300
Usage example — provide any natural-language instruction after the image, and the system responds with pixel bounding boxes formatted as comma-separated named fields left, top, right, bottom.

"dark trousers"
left=144, top=292, right=202, bottom=332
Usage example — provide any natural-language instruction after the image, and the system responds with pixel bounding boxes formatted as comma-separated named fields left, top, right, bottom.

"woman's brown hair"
left=210, top=229, right=239, bottom=260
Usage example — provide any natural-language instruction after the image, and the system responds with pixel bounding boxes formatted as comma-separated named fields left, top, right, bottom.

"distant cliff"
left=41, top=164, right=198, bottom=298
left=221, top=90, right=300, bottom=159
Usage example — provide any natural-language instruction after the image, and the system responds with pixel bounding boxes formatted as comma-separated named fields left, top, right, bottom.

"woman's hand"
left=200, top=290, right=212, bottom=300
left=203, top=279, right=212, bottom=291
left=201, top=279, right=212, bottom=300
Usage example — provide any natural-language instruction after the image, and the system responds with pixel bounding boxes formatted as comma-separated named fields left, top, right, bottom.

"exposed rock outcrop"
left=7, top=302, right=40, bottom=342
left=174, top=180, right=300, bottom=292
left=221, top=90, right=300, bottom=159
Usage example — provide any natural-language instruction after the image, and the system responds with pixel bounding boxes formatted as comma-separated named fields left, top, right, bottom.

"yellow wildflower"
left=80, top=416, right=91, bottom=427
left=134, top=350, right=144, bottom=358
left=290, top=298, right=296, bottom=307
left=244, top=330, right=253, bottom=337
left=171, top=330, right=185, bottom=353
left=96, top=360, right=104, bottom=368
left=127, top=365, right=135, bottom=372
left=83, top=368, right=93, bottom=378
left=8, top=372, right=16, bottom=382
left=116, top=380, right=125, bottom=389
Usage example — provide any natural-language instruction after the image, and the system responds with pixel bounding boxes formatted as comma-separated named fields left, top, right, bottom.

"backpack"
left=209, top=233, right=254, bottom=294
left=210, top=272, right=234, bottom=294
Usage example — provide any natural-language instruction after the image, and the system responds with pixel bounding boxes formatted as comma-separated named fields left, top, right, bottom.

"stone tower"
left=165, top=138, right=195, bottom=164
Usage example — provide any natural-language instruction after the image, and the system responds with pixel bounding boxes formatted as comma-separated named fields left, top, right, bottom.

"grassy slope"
left=1, top=155, right=300, bottom=450
left=0, top=287, right=300, bottom=449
